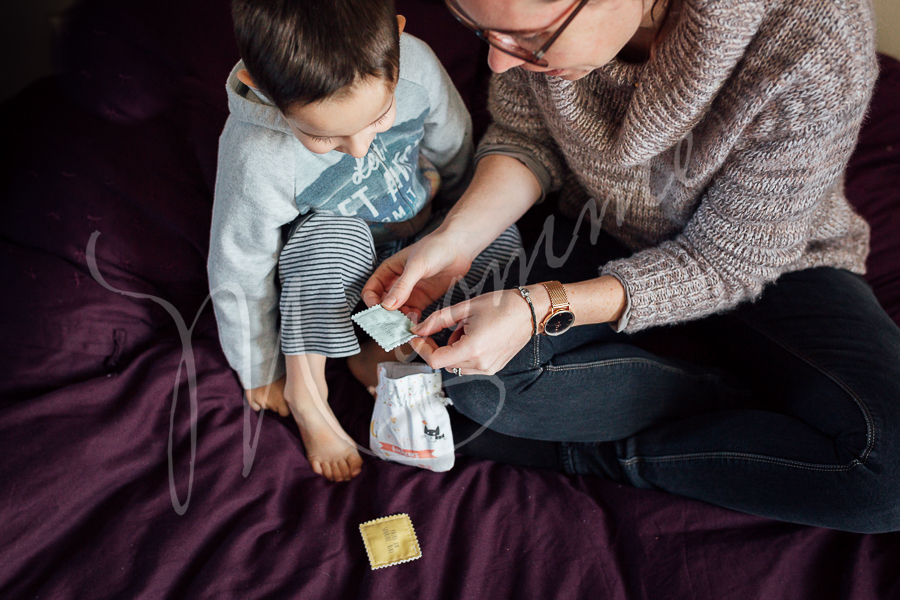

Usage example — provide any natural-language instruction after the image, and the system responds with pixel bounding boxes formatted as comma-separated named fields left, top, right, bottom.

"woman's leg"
left=447, top=214, right=900, bottom=532
left=449, top=211, right=754, bottom=442
left=559, top=266, right=900, bottom=533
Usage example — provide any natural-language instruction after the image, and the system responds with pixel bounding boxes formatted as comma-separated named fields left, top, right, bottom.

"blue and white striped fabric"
left=278, top=212, right=523, bottom=357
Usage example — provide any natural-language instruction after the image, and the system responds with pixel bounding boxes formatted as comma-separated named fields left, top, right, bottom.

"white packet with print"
left=370, top=362, right=455, bottom=472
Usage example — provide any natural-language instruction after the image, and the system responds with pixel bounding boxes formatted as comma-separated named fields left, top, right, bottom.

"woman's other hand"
left=409, top=288, right=535, bottom=376
left=408, top=276, right=628, bottom=375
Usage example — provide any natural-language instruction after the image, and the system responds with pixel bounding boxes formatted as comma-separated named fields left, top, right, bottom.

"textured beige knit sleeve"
left=600, top=56, right=878, bottom=334
left=475, top=69, right=568, bottom=196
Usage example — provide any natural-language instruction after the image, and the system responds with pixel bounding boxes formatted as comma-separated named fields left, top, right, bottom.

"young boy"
left=209, top=0, right=520, bottom=482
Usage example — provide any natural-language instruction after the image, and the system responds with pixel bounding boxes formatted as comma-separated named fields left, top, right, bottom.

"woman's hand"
left=409, top=288, right=535, bottom=376
left=361, top=229, right=476, bottom=318
left=362, top=155, right=545, bottom=315
left=408, top=276, right=629, bottom=375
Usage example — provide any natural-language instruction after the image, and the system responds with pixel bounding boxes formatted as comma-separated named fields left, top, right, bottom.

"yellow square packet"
left=359, top=513, right=422, bottom=569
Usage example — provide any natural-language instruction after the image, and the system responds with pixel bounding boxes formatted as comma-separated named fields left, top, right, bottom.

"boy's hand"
left=244, top=376, right=290, bottom=417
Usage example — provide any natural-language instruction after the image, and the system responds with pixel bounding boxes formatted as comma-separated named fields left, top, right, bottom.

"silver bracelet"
left=516, top=286, right=538, bottom=337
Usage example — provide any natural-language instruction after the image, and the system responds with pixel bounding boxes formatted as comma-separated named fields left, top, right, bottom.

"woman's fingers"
left=410, top=335, right=483, bottom=374
left=412, top=302, right=470, bottom=337
left=427, top=337, right=478, bottom=371
left=446, top=323, right=465, bottom=347
left=382, top=258, right=428, bottom=310
left=409, top=336, right=439, bottom=363
left=413, top=290, right=533, bottom=376
left=361, top=269, right=398, bottom=307
left=401, top=306, right=422, bottom=322
left=411, top=327, right=482, bottom=373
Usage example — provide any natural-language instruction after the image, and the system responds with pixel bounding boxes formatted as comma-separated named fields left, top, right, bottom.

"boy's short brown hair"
left=232, top=0, right=400, bottom=114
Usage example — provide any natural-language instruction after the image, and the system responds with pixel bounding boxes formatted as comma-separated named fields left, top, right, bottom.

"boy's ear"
left=396, top=15, right=406, bottom=35
left=236, top=69, right=258, bottom=90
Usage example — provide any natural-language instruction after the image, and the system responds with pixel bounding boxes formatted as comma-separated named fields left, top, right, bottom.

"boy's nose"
left=487, top=47, right=526, bottom=74
left=343, top=133, right=374, bottom=159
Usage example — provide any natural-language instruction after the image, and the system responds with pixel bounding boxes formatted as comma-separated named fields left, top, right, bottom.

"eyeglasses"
left=445, top=0, right=589, bottom=67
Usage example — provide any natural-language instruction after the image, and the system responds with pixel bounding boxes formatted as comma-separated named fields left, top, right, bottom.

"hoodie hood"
left=225, top=61, right=293, bottom=135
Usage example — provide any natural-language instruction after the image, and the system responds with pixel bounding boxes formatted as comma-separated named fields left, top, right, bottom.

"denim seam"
left=731, top=314, right=875, bottom=463
left=619, top=451, right=863, bottom=472
left=559, top=442, right=577, bottom=475
left=544, top=357, right=722, bottom=379
left=531, top=334, right=541, bottom=369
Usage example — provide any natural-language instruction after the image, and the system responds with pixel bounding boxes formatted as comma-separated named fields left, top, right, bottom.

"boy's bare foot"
left=284, top=353, right=363, bottom=482
left=348, top=339, right=414, bottom=389
left=244, top=376, right=290, bottom=416
left=288, top=397, right=363, bottom=482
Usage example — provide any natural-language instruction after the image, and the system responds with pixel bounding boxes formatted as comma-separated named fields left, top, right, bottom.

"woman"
left=361, top=0, right=900, bottom=533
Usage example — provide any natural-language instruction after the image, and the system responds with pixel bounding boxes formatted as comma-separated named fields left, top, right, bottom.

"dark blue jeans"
left=446, top=215, right=900, bottom=533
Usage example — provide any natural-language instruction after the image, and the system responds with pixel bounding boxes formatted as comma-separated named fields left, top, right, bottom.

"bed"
left=2, top=0, right=899, bottom=597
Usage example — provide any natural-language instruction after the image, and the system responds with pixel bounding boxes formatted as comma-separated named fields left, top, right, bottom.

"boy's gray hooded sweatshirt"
left=209, top=33, right=473, bottom=390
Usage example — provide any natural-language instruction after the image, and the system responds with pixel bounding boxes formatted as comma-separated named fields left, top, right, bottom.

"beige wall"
left=875, top=0, right=900, bottom=59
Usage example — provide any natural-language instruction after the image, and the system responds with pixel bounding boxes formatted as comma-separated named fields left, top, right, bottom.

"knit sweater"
left=476, top=0, right=878, bottom=334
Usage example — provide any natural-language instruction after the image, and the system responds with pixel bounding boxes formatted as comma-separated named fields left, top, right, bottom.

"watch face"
left=544, top=310, right=575, bottom=336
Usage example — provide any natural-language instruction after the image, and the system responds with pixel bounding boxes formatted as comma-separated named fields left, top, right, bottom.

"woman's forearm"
left=437, top=154, right=543, bottom=260
left=439, top=154, right=627, bottom=329
left=525, top=276, right=628, bottom=330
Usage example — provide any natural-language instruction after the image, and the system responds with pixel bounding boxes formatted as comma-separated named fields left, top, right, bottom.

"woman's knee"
left=445, top=374, right=517, bottom=433
left=445, top=370, right=551, bottom=438
left=836, top=466, right=900, bottom=533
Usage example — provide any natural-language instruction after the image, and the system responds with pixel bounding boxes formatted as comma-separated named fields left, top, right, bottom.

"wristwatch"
left=538, top=281, right=575, bottom=336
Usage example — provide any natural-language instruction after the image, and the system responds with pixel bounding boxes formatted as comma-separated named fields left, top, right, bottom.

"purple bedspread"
left=2, top=0, right=899, bottom=598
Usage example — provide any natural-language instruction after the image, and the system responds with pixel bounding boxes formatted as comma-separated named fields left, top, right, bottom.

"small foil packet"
left=351, top=305, right=418, bottom=352
left=359, top=513, right=422, bottom=569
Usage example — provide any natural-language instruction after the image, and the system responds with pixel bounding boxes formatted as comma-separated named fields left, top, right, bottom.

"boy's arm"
left=208, top=118, right=299, bottom=390
left=407, top=37, right=475, bottom=203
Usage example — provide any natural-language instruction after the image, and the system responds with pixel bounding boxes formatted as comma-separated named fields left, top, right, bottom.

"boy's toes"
left=348, top=454, right=363, bottom=476
left=336, top=459, right=351, bottom=481
left=321, top=462, right=335, bottom=481
left=262, top=396, right=290, bottom=417
left=310, top=460, right=323, bottom=476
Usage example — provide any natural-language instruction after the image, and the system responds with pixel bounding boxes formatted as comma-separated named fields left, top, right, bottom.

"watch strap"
left=516, top=286, right=537, bottom=337
left=540, top=281, right=570, bottom=310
